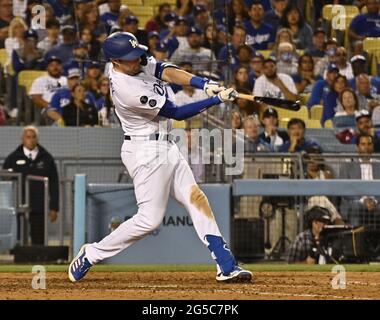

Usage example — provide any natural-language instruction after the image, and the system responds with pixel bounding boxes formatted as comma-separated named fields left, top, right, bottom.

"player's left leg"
left=169, top=148, right=252, bottom=283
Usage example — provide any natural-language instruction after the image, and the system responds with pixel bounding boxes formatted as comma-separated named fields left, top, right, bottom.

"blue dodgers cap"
left=125, top=15, right=139, bottom=24
left=155, top=42, right=168, bottom=53
left=194, top=5, right=207, bottom=16
left=148, top=31, right=160, bottom=39
left=175, top=16, right=189, bottom=25
left=187, top=26, right=202, bottom=36
left=103, top=32, right=147, bottom=61
left=85, top=61, right=101, bottom=69
left=164, top=12, right=177, bottom=22
left=24, top=29, right=38, bottom=39
left=46, top=55, right=62, bottom=64
left=327, top=63, right=339, bottom=73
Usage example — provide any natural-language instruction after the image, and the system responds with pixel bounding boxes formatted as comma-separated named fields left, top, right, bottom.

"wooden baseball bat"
left=236, top=93, right=301, bottom=111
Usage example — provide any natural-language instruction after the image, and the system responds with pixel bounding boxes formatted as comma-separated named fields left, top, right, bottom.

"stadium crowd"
left=0, top=0, right=379, bottom=150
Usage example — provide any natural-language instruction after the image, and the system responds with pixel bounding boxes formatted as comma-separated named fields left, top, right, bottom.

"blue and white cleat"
left=216, top=265, right=253, bottom=283
left=68, top=245, right=93, bottom=282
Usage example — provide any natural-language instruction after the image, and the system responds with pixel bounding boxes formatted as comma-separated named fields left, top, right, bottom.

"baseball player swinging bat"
left=236, top=93, right=301, bottom=111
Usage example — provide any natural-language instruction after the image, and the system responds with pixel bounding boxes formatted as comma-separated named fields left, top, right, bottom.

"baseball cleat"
left=216, top=265, right=253, bottom=283
left=68, top=245, right=92, bottom=282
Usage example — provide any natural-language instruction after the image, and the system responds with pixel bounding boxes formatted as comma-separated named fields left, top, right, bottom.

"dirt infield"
left=1, top=271, right=380, bottom=300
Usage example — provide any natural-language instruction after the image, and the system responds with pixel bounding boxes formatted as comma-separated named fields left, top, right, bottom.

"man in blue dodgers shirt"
left=244, top=0, right=276, bottom=51
left=349, top=0, right=380, bottom=41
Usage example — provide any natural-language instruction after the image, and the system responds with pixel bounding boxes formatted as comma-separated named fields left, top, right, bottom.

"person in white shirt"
left=253, top=57, right=298, bottom=101
left=4, top=17, right=27, bottom=68
left=323, top=47, right=354, bottom=80
left=29, top=55, right=67, bottom=112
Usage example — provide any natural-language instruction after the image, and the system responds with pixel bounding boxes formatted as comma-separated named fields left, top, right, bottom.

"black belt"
left=124, top=134, right=173, bottom=141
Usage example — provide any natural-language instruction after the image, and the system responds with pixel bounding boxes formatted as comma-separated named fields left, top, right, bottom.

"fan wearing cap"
left=264, top=0, right=289, bottom=33
left=160, top=16, right=190, bottom=58
left=47, top=64, right=97, bottom=124
left=323, top=47, right=353, bottom=81
left=307, top=63, right=339, bottom=108
left=288, top=206, right=331, bottom=264
left=253, top=57, right=298, bottom=102
left=147, top=31, right=160, bottom=55
left=258, top=107, right=289, bottom=151
left=193, top=5, right=210, bottom=31
left=244, top=1, right=275, bottom=51
left=171, top=26, right=216, bottom=73
left=46, top=25, right=76, bottom=65
left=349, top=0, right=380, bottom=41
left=119, top=14, right=148, bottom=47
left=314, top=38, right=338, bottom=78
left=29, top=55, right=67, bottom=113
left=11, top=28, right=44, bottom=74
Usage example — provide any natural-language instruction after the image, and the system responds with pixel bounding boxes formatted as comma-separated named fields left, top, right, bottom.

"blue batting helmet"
left=103, top=32, right=147, bottom=61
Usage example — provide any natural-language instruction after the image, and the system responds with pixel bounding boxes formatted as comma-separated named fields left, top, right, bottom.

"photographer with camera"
left=288, top=206, right=331, bottom=264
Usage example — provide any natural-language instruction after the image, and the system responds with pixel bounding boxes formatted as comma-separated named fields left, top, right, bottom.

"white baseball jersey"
left=29, top=75, right=67, bottom=103
left=108, top=56, right=176, bottom=136
left=253, top=73, right=297, bottom=99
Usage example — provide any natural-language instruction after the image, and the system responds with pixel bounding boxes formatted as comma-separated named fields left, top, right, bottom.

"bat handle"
left=236, top=93, right=255, bottom=102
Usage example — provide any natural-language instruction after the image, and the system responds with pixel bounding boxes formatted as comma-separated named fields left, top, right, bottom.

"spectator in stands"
left=236, top=44, right=253, bottom=69
left=226, top=0, right=250, bottom=33
left=83, top=61, right=102, bottom=100
left=275, top=42, right=298, bottom=75
left=72, top=41, right=90, bottom=63
left=100, top=0, right=123, bottom=34
left=288, top=206, right=331, bottom=264
left=293, top=53, right=320, bottom=94
left=339, top=133, right=380, bottom=227
left=160, top=16, right=189, bottom=58
left=321, top=74, right=348, bottom=125
left=4, top=17, right=27, bottom=60
left=349, top=0, right=380, bottom=41
left=314, top=38, right=338, bottom=78
left=233, top=87, right=260, bottom=117
left=46, top=0, right=73, bottom=25
left=218, top=25, right=246, bottom=69
left=270, top=28, right=298, bottom=59
left=279, top=118, right=322, bottom=152
left=147, top=31, right=160, bottom=55
left=192, top=5, right=210, bottom=32
left=307, top=63, right=339, bottom=109
left=119, top=14, right=148, bottom=47
left=62, top=82, right=98, bottom=127
left=170, top=26, right=215, bottom=73
left=79, top=2, right=107, bottom=43
left=243, top=115, right=261, bottom=153
left=154, top=42, right=170, bottom=61
left=0, top=0, right=14, bottom=48
left=37, top=18, right=60, bottom=55
left=158, top=12, right=178, bottom=38
left=280, top=4, right=313, bottom=50
left=175, top=0, right=194, bottom=19
left=264, top=0, right=289, bottom=32
left=46, top=25, right=76, bottom=66
left=97, top=76, right=118, bottom=127
left=328, top=47, right=354, bottom=80
left=30, top=55, right=67, bottom=114
left=248, top=51, right=264, bottom=85
left=304, top=28, right=326, bottom=62
left=355, top=74, right=380, bottom=111
left=349, top=55, right=380, bottom=95
left=11, top=29, right=44, bottom=74
left=333, top=88, right=359, bottom=127
left=80, top=27, right=102, bottom=61
left=145, top=2, right=171, bottom=33
left=233, top=65, right=252, bottom=92
left=253, top=57, right=298, bottom=101
left=46, top=64, right=97, bottom=124
left=244, top=0, right=275, bottom=50
left=351, top=41, right=370, bottom=68
left=231, top=109, right=243, bottom=130
left=258, top=107, right=289, bottom=151
left=203, top=23, right=224, bottom=57
left=2, top=126, right=59, bottom=245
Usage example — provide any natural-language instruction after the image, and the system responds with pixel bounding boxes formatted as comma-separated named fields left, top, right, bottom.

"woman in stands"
left=333, top=88, right=360, bottom=127
left=293, top=54, right=321, bottom=94
left=79, top=2, right=107, bottom=43
left=321, top=74, right=348, bottom=125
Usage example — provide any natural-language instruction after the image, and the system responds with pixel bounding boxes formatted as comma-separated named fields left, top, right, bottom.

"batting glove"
left=218, top=88, right=238, bottom=102
left=204, top=80, right=226, bottom=97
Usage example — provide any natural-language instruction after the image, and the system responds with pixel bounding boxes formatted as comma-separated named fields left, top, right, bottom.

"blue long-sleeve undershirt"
left=158, top=96, right=222, bottom=120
